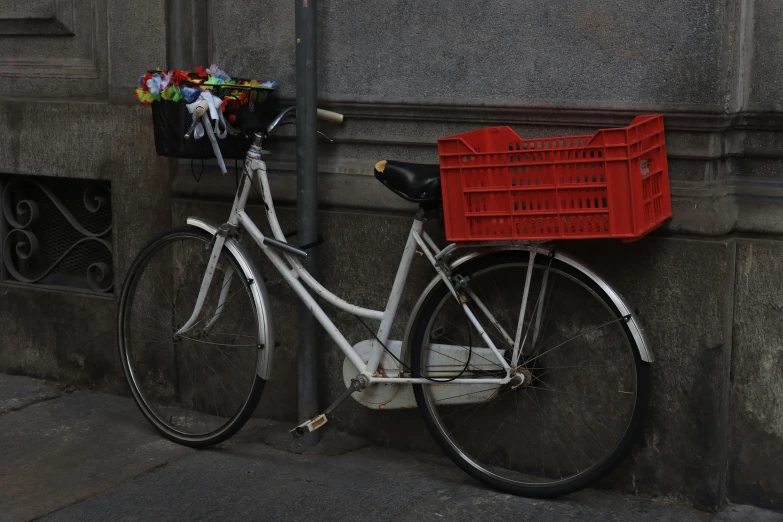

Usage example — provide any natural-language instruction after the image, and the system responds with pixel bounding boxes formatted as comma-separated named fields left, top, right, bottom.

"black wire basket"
left=150, top=82, right=279, bottom=160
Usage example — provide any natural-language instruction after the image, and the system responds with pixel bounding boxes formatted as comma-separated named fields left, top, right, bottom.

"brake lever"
left=317, top=130, right=334, bottom=143
left=265, top=121, right=333, bottom=143
left=184, top=117, right=200, bottom=140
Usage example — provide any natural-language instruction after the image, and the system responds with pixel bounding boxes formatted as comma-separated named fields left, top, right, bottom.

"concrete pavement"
left=0, top=374, right=780, bottom=522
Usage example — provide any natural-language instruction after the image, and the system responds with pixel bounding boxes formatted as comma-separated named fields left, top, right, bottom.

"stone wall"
left=2, top=0, right=783, bottom=513
left=0, top=0, right=171, bottom=392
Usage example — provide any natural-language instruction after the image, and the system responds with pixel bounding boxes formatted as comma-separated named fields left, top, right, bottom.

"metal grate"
left=0, top=175, right=113, bottom=294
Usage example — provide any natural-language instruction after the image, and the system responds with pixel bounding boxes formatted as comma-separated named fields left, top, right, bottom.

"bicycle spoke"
left=444, top=316, right=510, bottom=351
left=187, top=346, right=248, bottom=398
left=178, top=335, right=258, bottom=347
left=133, top=309, right=177, bottom=331
left=204, top=343, right=242, bottom=418
left=433, top=386, right=503, bottom=406
left=133, top=324, right=174, bottom=337
left=527, top=384, right=632, bottom=404
left=447, top=386, right=517, bottom=434
left=150, top=262, right=182, bottom=323
left=523, top=316, right=627, bottom=366
left=201, top=345, right=223, bottom=420
left=472, top=278, right=514, bottom=346
left=477, top=415, right=508, bottom=460
left=207, top=330, right=259, bottom=340
left=527, top=385, right=585, bottom=472
left=489, top=271, right=510, bottom=328
left=181, top=275, right=247, bottom=332
left=127, top=337, right=176, bottom=345
left=425, top=335, right=505, bottom=377
left=527, top=273, right=560, bottom=359
left=178, top=343, right=201, bottom=432
left=438, top=327, right=505, bottom=368
left=214, top=345, right=255, bottom=375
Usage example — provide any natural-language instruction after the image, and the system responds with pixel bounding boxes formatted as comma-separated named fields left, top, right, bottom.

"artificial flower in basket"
left=135, top=64, right=278, bottom=171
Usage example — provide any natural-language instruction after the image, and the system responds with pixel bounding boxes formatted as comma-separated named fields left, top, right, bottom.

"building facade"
left=1, top=0, right=781, bottom=512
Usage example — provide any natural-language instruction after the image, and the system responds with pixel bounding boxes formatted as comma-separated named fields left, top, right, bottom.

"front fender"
left=400, top=246, right=654, bottom=367
left=186, top=216, right=275, bottom=380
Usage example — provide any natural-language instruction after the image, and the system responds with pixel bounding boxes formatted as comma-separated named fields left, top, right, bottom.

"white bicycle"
left=118, top=105, right=653, bottom=497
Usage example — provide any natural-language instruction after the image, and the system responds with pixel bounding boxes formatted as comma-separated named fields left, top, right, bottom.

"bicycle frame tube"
left=410, top=230, right=511, bottom=374
left=511, top=249, right=537, bottom=366
left=363, top=218, right=421, bottom=375
left=249, top=157, right=510, bottom=383
left=183, top=150, right=511, bottom=385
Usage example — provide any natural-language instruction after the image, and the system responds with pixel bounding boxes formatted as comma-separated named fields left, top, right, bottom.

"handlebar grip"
left=184, top=101, right=209, bottom=140
left=316, top=108, right=344, bottom=123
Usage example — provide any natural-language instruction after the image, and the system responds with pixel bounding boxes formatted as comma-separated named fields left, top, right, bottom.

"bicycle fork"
left=175, top=159, right=256, bottom=337
left=174, top=232, right=230, bottom=337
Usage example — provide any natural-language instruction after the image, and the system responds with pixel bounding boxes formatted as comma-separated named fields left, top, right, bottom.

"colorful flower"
left=134, top=65, right=277, bottom=108
left=206, top=64, right=231, bottom=82
left=181, top=86, right=200, bottom=103
left=146, top=72, right=171, bottom=95
left=170, top=70, right=190, bottom=86
left=134, top=88, right=159, bottom=104
left=207, top=75, right=224, bottom=86
left=138, top=72, right=154, bottom=88
left=160, top=86, right=181, bottom=101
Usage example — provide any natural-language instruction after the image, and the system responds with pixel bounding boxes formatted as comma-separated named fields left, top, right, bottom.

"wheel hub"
left=510, top=367, right=534, bottom=389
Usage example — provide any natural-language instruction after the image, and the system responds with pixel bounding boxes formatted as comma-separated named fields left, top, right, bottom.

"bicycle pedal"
left=291, top=414, right=328, bottom=438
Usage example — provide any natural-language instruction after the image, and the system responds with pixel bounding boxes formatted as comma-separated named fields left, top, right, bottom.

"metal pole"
left=167, top=0, right=187, bottom=69
left=295, top=0, right=320, bottom=445
left=0, top=178, right=6, bottom=281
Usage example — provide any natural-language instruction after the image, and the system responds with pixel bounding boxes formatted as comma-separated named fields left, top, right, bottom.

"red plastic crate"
left=437, top=115, right=672, bottom=243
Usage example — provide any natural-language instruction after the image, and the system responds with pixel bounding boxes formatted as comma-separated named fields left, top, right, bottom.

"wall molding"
left=163, top=99, right=782, bottom=236
left=0, top=0, right=99, bottom=79
left=0, top=0, right=75, bottom=36
left=315, top=99, right=783, bottom=132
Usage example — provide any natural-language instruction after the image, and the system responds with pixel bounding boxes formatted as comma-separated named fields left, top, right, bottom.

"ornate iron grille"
left=0, top=175, right=113, bottom=294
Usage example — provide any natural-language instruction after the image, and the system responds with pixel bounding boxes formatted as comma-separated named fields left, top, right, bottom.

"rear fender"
left=400, top=246, right=654, bottom=368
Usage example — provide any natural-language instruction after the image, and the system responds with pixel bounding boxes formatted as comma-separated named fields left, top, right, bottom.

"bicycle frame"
left=175, top=142, right=520, bottom=388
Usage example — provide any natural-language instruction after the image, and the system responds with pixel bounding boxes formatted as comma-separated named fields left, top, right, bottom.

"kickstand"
left=291, top=376, right=368, bottom=438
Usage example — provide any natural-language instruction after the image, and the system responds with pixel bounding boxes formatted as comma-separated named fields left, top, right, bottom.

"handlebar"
left=266, top=106, right=344, bottom=134
left=316, top=108, right=344, bottom=123
left=184, top=102, right=345, bottom=141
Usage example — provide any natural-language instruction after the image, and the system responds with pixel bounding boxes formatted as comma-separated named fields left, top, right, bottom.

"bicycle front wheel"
left=118, top=226, right=266, bottom=447
left=410, top=250, right=650, bottom=497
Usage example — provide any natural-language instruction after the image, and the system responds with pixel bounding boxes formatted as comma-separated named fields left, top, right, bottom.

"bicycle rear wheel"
left=118, top=226, right=266, bottom=447
left=410, top=250, right=650, bottom=497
